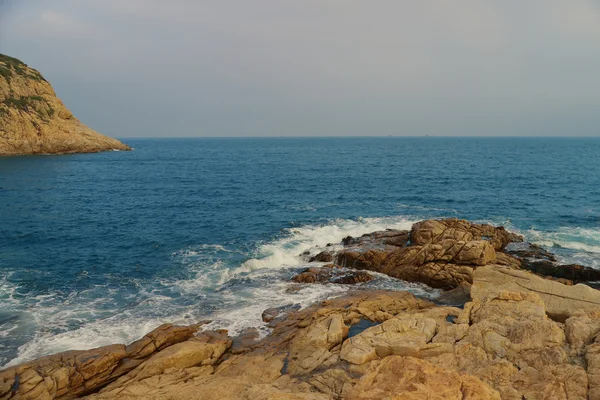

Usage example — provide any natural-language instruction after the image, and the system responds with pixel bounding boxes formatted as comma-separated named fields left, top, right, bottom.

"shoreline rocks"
left=3, top=218, right=600, bottom=399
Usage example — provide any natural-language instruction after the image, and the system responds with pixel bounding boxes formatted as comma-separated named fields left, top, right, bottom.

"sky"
left=1, top=0, right=600, bottom=138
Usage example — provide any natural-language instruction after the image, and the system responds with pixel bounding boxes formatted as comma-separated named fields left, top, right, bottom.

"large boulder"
left=0, top=324, right=200, bottom=400
left=333, top=220, right=523, bottom=290
left=410, top=219, right=523, bottom=251
left=471, top=265, right=600, bottom=321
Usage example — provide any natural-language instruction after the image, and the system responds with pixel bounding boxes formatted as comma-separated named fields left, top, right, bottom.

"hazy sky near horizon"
left=1, top=1, right=600, bottom=137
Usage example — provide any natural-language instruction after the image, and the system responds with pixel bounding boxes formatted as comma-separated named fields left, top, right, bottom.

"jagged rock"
left=0, top=53, right=130, bottom=155
left=410, top=219, right=523, bottom=251
left=341, top=229, right=410, bottom=248
left=99, top=331, right=231, bottom=391
left=471, top=265, right=600, bottom=321
left=291, top=265, right=373, bottom=285
left=0, top=324, right=200, bottom=399
left=335, top=220, right=514, bottom=289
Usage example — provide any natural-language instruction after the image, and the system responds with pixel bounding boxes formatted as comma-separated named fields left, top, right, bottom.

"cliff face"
left=0, top=54, right=130, bottom=156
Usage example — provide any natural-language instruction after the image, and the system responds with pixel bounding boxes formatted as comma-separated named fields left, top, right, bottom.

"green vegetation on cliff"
left=0, top=52, right=130, bottom=155
left=0, top=53, right=45, bottom=83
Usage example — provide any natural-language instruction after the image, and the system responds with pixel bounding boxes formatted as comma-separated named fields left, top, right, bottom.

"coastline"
left=3, top=218, right=600, bottom=399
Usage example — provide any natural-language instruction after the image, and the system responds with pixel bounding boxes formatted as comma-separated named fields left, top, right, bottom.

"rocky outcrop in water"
left=3, top=219, right=600, bottom=399
left=0, top=54, right=130, bottom=156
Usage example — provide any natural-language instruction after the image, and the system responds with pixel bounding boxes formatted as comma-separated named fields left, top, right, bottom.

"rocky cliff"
left=3, top=219, right=600, bottom=399
left=0, top=54, right=130, bottom=155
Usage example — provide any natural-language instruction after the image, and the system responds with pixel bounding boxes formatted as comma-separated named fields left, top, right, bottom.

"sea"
left=1, top=137, right=600, bottom=367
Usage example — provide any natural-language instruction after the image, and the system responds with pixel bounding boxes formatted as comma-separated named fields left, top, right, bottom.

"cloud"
left=38, top=10, right=87, bottom=34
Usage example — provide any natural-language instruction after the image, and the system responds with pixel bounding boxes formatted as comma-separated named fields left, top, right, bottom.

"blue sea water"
left=1, top=137, right=600, bottom=367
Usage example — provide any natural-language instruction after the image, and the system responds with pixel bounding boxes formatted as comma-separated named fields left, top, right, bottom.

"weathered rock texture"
left=4, top=219, right=600, bottom=399
left=0, top=53, right=130, bottom=155
left=333, top=219, right=523, bottom=289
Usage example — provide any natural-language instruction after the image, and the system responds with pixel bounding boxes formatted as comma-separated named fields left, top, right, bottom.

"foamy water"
left=1, top=215, right=436, bottom=367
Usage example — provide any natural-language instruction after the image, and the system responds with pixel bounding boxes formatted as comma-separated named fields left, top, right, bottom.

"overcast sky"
left=1, top=0, right=599, bottom=137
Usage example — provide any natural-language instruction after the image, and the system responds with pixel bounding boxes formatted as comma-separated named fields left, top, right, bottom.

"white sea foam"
left=526, top=227, right=600, bottom=254
left=238, top=216, right=418, bottom=272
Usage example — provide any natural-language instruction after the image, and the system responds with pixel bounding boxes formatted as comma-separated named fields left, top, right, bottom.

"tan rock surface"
left=0, top=53, right=130, bottom=155
left=471, top=265, right=600, bottom=321
left=348, top=356, right=501, bottom=400
left=0, top=324, right=199, bottom=400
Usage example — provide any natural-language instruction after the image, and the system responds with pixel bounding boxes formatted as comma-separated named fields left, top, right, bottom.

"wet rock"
left=308, top=251, right=334, bottom=263
left=341, top=229, right=410, bottom=248
left=230, top=328, right=261, bottom=354
left=330, top=271, right=372, bottom=284
left=291, top=265, right=373, bottom=285
left=262, top=304, right=301, bottom=324
left=506, top=243, right=557, bottom=262
left=262, top=308, right=281, bottom=323
left=522, top=260, right=600, bottom=283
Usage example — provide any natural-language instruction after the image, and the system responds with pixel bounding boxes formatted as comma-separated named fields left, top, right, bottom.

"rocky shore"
left=3, top=219, right=600, bottom=399
left=0, top=54, right=130, bottom=156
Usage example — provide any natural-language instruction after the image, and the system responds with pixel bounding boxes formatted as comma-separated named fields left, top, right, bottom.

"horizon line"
left=115, top=135, right=600, bottom=140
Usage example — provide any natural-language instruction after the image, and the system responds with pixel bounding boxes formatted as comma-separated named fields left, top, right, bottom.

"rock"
left=435, top=281, right=471, bottom=306
left=0, top=323, right=198, bottom=399
left=340, top=315, right=439, bottom=364
left=325, top=220, right=528, bottom=290
left=506, top=243, right=557, bottom=262
left=330, top=271, right=372, bottom=284
left=291, top=265, right=373, bottom=285
left=521, top=260, right=600, bottom=283
left=565, top=311, right=600, bottom=355
left=262, top=304, right=301, bottom=324
left=308, top=251, right=334, bottom=263
left=341, top=229, right=410, bottom=248
left=99, top=331, right=231, bottom=391
left=410, top=219, right=523, bottom=251
left=348, top=356, right=501, bottom=400
left=471, top=265, right=600, bottom=321
left=230, top=328, right=261, bottom=354
left=0, top=53, right=130, bottom=155
left=262, top=308, right=282, bottom=323
left=495, top=252, right=522, bottom=269
left=287, top=314, right=349, bottom=375
left=336, top=249, right=389, bottom=271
